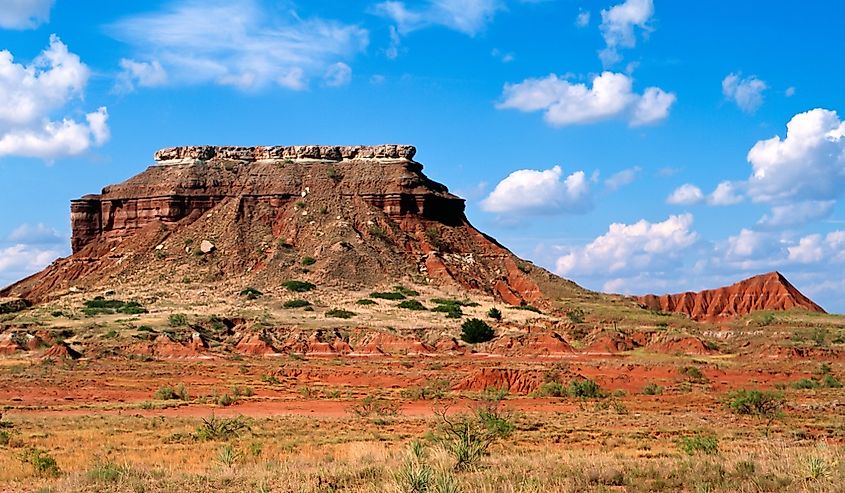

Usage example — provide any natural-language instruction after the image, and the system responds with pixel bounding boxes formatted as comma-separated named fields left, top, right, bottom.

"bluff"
left=637, top=272, right=825, bottom=321
left=1, top=145, right=583, bottom=304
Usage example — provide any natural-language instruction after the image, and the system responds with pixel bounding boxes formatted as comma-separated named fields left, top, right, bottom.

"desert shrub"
left=371, top=291, right=406, bottom=300
left=400, top=379, right=450, bottom=400
left=83, top=297, right=147, bottom=316
left=87, top=463, right=123, bottom=482
left=0, top=430, right=10, bottom=446
left=433, top=303, right=462, bottom=318
left=811, top=327, right=829, bottom=347
left=215, top=444, right=241, bottom=468
left=487, top=307, right=502, bottom=320
left=326, top=308, right=355, bottom=319
left=568, top=378, right=605, bottom=398
left=216, top=393, right=236, bottom=407
left=567, top=307, right=585, bottom=324
left=194, top=415, right=250, bottom=441
left=792, top=378, right=819, bottom=390
left=460, top=318, right=494, bottom=344
left=511, top=305, right=542, bottom=314
left=350, top=396, right=399, bottom=417
left=822, top=374, right=842, bottom=388
left=283, top=299, right=311, bottom=309
left=154, top=384, right=189, bottom=401
left=301, top=256, right=316, bottom=266
left=169, top=313, right=189, bottom=327
left=398, top=300, right=427, bottom=311
left=230, top=386, right=254, bottom=398
left=726, top=389, right=785, bottom=430
left=20, top=448, right=60, bottom=477
left=434, top=392, right=513, bottom=471
left=642, top=383, right=664, bottom=395
left=678, top=433, right=720, bottom=455
left=326, top=166, right=342, bottom=182
left=283, top=280, right=316, bottom=292
left=239, top=287, right=263, bottom=299
left=394, top=285, right=420, bottom=297
left=356, top=299, right=377, bottom=305
left=535, top=381, right=567, bottom=398
left=431, top=298, right=479, bottom=307
left=679, top=366, right=708, bottom=383
left=369, top=224, right=389, bottom=240
left=817, top=362, right=832, bottom=375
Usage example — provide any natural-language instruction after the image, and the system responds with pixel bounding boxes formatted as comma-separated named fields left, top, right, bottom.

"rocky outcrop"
left=2, top=144, right=580, bottom=306
left=637, top=272, right=825, bottom=321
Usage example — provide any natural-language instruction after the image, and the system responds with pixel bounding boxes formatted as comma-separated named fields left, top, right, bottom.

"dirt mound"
left=41, top=343, right=82, bottom=360
left=356, top=332, right=433, bottom=355
left=1, top=145, right=589, bottom=307
left=647, top=336, right=715, bottom=355
left=453, top=368, right=547, bottom=394
left=637, top=272, right=825, bottom=321
left=584, top=334, right=636, bottom=354
left=0, top=334, right=22, bottom=354
left=234, top=334, right=278, bottom=356
left=130, top=333, right=208, bottom=358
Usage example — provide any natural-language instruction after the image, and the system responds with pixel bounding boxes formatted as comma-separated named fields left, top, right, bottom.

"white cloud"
left=785, top=86, right=796, bottom=97
left=708, top=180, right=744, bottom=205
left=722, top=73, right=767, bottom=113
left=0, top=0, right=54, bottom=30
left=757, top=200, right=836, bottom=228
left=490, top=48, right=514, bottom=63
left=746, top=108, right=845, bottom=205
left=604, top=166, right=641, bottom=191
left=598, top=0, right=653, bottom=66
left=575, top=10, right=590, bottom=27
left=725, top=228, right=768, bottom=259
left=555, top=213, right=697, bottom=276
left=323, top=62, right=352, bottom=87
left=480, top=165, right=592, bottom=215
left=666, top=183, right=704, bottom=205
left=497, top=71, right=674, bottom=127
left=115, top=59, right=168, bottom=93
left=0, top=36, right=109, bottom=160
left=787, top=235, right=825, bottom=264
left=373, top=0, right=504, bottom=36
left=6, top=223, right=63, bottom=244
left=109, top=0, right=368, bottom=91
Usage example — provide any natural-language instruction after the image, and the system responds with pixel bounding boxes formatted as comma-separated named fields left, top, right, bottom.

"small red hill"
left=637, top=272, right=825, bottom=321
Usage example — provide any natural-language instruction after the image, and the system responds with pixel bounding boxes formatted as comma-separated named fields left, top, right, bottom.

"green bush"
left=356, top=299, right=377, bottom=305
left=194, top=415, right=250, bottom=441
left=567, top=307, right=585, bottom=323
left=679, top=366, right=708, bottom=383
left=301, top=257, right=316, bottom=266
left=20, top=448, right=60, bottom=477
left=435, top=392, right=513, bottom=471
left=169, top=313, right=189, bottom=327
left=398, top=300, right=427, bottom=311
left=283, top=280, right=316, bottom=292
left=370, top=291, right=406, bottom=300
left=82, top=297, right=147, bottom=316
left=792, top=378, right=819, bottom=390
left=511, top=305, right=541, bottom=314
left=394, top=285, right=420, bottom=297
left=431, top=298, right=480, bottom=307
left=487, top=307, right=502, bottom=320
left=433, top=304, right=462, bottom=318
left=568, top=378, right=605, bottom=399
left=726, top=389, right=785, bottom=427
left=326, top=308, right=355, bottom=319
left=460, top=318, right=494, bottom=344
left=678, top=433, right=719, bottom=455
left=239, top=287, right=263, bottom=299
left=822, top=374, right=842, bottom=388
left=283, top=299, right=311, bottom=309
left=642, top=383, right=664, bottom=395
left=154, top=384, right=189, bottom=401
left=535, top=381, right=567, bottom=397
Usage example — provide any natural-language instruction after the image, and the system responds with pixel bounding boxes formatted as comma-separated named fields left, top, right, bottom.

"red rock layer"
left=637, top=272, right=825, bottom=321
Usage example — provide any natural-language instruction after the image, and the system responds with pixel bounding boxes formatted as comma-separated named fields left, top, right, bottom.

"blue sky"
left=1, top=0, right=845, bottom=311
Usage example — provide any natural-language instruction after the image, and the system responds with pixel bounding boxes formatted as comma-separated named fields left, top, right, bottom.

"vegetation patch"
left=153, top=384, right=189, bottom=401
left=370, top=291, right=406, bottom=300
left=356, top=299, right=377, bottom=305
left=239, top=287, right=263, bottom=299
left=460, top=318, right=494, bottom=343
left=283, top=280, right=316, bottom=292
left=83, top=297, right=148, bottom=316
left=326, top=308, right=355, bottom=319
left=283, top=299, right=312, bottom=309
left=398, top=300, right=427, bottom=311
left=301, top=256, right=316, bottom=266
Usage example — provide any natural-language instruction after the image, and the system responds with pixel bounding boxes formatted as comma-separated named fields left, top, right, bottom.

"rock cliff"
left=637, top=272, right=825, bottom=321
left=2, top=145, right=583, bottom=304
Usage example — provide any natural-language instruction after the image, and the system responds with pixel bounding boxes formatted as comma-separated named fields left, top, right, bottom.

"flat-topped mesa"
left=153, top=145, right=417, bottom=163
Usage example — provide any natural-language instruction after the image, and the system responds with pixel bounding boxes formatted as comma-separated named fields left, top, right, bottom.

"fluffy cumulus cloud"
left=373, top=0, right=503, bottom=36
left=0, top=35, right=109, bottom=160
left=598, top=0, right=654, bottom=66
left=109, top=0, right=368, bottom=91
left=0, top=0, right=54, bottom=30
left=555, top=213, right=698, bottom=277
left=480, top=165, right=592, bottom=215
left=747, top=108, right=845, bottom=204
left=0, top=223, right=67, bottom=288
left=575, top=10, right=590, bottom=27
left=666, top=183, right=703, bottom=205
left=497, top=71, right=674, bottom=127
left=722, top=73, right=767, bottom=113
